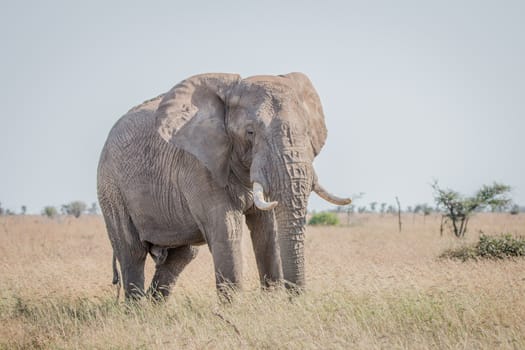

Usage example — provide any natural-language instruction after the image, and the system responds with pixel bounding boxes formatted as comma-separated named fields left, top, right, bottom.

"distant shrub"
left=441, top=234, right=525, bottom=261
left=308, top=212, right=339, bottom=226
left=387, top=205, right=396, bottom=214
left=413, top=203, right=432, bottom=216
left=61, top=201, right=87, bottom=218
left=510, top=204, right=520, bottom=215
left=42, top=206, right=58, bottom=218
left=88, top=202, right=99, bottom=215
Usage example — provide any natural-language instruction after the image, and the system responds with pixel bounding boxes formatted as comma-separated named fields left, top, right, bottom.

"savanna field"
left=0, top=213, right=524, bottom=349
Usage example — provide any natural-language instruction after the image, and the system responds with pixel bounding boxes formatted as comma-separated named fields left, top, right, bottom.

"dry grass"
left=1, top=213, right=524, bottom=349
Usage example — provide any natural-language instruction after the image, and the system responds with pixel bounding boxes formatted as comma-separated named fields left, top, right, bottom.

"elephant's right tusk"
left=253, top=182, right=278, bottom=211
left=313, top=183, right=352, bottom=205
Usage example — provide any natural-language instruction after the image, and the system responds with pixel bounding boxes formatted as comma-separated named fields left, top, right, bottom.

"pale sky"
left=1, top=1, right=524, bottom=213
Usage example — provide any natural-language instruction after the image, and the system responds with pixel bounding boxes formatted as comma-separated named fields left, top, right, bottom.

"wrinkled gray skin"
left=97, top=73, right=350, bottom=300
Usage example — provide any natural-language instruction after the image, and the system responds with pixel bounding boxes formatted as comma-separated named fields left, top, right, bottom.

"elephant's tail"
left=112, top=253, right=120, bottom=285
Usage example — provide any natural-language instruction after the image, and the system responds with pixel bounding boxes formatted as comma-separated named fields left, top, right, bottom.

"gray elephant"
left=97, top=72, right=350, bottom=300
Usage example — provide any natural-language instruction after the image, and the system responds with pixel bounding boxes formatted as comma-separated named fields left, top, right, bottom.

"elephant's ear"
left=282, top=72, right=327, bottom=157
left=155, top=73, right=241, bottom=187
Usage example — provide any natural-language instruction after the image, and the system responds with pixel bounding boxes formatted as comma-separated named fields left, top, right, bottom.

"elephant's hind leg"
left=148, top=245, right=198, bottom=300
left=99, top=188, right=147, bottom=300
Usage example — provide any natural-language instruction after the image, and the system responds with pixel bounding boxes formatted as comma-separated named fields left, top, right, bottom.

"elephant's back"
left=107, top=93, right=165, bottom=148
left=127, top=93, right=166, bottom=114
left=98, top=95, right=165, bottom=183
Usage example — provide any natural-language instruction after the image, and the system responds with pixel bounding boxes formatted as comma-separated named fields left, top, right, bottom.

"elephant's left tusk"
left=253, top=182, right=278, bottom=211
left=313, top=183, right=352, bottom=205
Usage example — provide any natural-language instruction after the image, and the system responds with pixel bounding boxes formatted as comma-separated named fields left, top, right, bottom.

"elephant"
left=97, top=72, right=351, bottom=300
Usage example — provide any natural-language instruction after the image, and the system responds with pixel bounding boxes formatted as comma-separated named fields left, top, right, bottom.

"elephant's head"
left=155, top=73, right=351, bottom=289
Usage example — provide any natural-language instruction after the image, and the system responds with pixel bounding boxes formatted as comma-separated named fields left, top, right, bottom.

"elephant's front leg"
left=245, top=210, right=283, bottom=288
left=205, top=209, right=244, bottom=302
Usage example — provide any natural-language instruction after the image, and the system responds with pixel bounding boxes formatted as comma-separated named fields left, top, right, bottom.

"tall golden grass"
left=1, top=213, right=524, bottom=349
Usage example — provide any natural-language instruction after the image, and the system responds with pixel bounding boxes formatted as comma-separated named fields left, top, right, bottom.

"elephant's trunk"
left=271, top=160, right=312, bottom=290
left=275, top=205, right=308, bottom=289
left=250, top=121, right=313, bottom=290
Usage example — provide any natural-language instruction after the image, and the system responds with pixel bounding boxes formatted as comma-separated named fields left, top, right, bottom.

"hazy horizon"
left=1, top=1, right=524, bottom=214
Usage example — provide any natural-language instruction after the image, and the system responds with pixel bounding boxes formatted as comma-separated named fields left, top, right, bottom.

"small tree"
left=432, top=181, right=511, bottom=238
left=42, top=206, right=58, bottom=218
left=0, top=202, right=3, bottom=215
left=369, top=202, right=377, bottom=212
left=61, top=201, right=87, bottom=218
left=21, top=205, right=27, bottom=215
left=380, top=202, right=387, bottom=214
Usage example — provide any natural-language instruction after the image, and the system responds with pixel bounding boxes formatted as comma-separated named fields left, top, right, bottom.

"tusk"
left=314, top=183, right=352, bottom=205
left=253, top=182, right=278, bottom=211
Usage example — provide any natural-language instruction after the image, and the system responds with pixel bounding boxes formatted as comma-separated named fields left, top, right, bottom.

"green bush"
left=478, top=234, right=525, bottom=259
left=441, top=234, right=525, bottom=261
left=308, top=212, right=339, bottom=226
